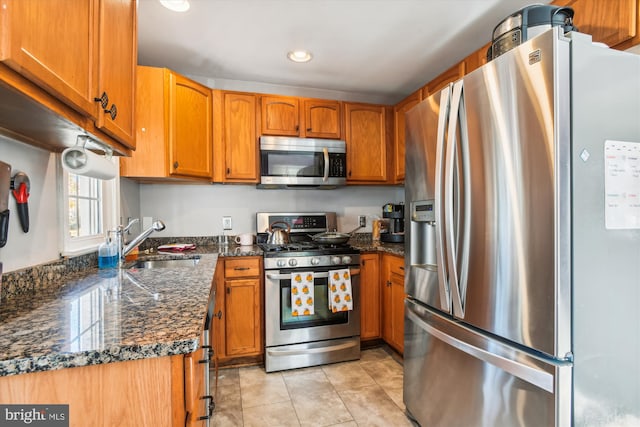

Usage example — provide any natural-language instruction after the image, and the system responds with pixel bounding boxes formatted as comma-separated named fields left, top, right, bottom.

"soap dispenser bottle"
left=98, top=231, right=118, bottom=269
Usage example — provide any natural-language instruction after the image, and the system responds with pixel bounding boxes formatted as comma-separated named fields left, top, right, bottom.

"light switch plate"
left=222, top=216, right=232, bottom=230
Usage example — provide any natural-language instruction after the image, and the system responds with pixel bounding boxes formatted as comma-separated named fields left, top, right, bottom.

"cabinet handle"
left=104, top=103, right=117, bottom=120
left=400, top=266, right=405, bottom=270
left=94, top=91, right=109, bottom=109
left=307, top=127, right=312, bottom=131
left=234, top=266, right=250, bottom=271
left=348, top=170, right=352, bottom=177
left=226, top=287, right=230, bottom=294
left=295, top=125, right=299, bottom=131
left=226, top=167, right=230, bottom=174
left=217, top=310, right=222, bottom=319
left=362, top=260, right=366, bottom=266
left=387, top=280, right=392, bottom=287
left=173, top=161, right=179, bottom=169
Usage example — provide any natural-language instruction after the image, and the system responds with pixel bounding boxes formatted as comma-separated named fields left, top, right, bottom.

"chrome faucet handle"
left=122, top=218, right=139, bottom=233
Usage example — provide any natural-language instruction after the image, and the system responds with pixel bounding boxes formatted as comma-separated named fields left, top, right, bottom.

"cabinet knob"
left=387, top=280, right=392, bottom=287
left=94, top=91, right=109, bottom=109
left=173, top=161, right=179, bottom=169
left=348, top=171, right=352, bottom=177
left=104, top=103, right=117, bottom=120
left=226, top=167, right=230, bottom=174
left=217, top=310, right=222, bottom=319
left=226, top=287, right=230, bottom=294
left=307, top=127, right=312, bottom=131
left=295, top=125, right=299, bottom=131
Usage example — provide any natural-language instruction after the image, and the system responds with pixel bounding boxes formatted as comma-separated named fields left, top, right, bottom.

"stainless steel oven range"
left=257, top=212, right=361, bottom=372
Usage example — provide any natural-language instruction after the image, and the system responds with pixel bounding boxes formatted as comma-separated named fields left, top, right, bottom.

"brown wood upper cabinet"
left=120, top=66, right=213, bottom=181
left=553, top=0, right=639, bottom=49
left=303, top=99, right=342, bottom=139
left=213, top=90, right=259, bottom=183
left=422, top=61, right=466, bottom=99
left=260, top=95, right=300, bottom=136
left=344, top=102, right=389, bottom=183
left=260, top=95, right=343, bottom=139
left=393, top=90, right=422, bottom=183
left=0, top=0, right=137, bottom=149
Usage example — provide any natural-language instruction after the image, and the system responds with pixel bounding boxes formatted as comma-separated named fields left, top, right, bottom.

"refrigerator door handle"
left=406, top=303, right=555, bottom=393
left=444, top=81, right=462, bottom=317
left=434, top=85, right=452, bottom=313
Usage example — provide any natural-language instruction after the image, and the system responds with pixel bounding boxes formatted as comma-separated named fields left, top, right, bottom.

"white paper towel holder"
left=61, top=135, right=117, bottom=180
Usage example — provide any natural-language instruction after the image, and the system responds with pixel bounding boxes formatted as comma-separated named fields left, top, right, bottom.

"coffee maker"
left=381, top=203, right=404, bottom=243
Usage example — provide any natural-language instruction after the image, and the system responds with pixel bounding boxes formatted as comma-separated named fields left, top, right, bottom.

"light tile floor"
left=212, top=346, right=416, bottom=427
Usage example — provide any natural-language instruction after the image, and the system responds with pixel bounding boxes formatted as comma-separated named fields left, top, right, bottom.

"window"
left=60, top=159, right=119, bottom=256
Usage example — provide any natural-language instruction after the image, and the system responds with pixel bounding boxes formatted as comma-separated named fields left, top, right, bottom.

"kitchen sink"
left=130, top=257, right=201, bottom=269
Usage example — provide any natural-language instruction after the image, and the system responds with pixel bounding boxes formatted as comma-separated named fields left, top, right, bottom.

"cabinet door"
left=465, top=42, right=491, bottom=75
left=303, top=99, right=342, bottom=139
left=553, top=0, right=638, bottom=48
left=0, top=0, right=98, bottom=116
left=360, top=253, right=381, bottom=340
left=393, top=90, right=422, bottom=183
left=381, top=254, right=405, bottom=353
left=422, top=61, right=465, bottom=98
left=169, top=73, right=213, bottom=178
left=260, top=95, right=299, bottom=136
left=390, top=271, right=405, bottom=353
left=225, top=278, right=262, bottom=356
left=344, top=103, right=388, bottom=183
left=221, top=92, right=258, bottom=182
left=184, top=350, right=207, bottom=427
left=96, top=0, right=137, bottom=149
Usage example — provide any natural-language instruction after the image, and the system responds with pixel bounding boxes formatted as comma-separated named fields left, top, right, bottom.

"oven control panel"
left=264, top=254, right=360, bottom=270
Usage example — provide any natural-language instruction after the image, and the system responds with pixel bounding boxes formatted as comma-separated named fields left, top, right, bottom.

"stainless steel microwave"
left=259, top=136, right=347, bottom=188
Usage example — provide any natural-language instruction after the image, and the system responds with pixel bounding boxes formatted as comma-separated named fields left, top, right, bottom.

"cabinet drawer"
left=225, top=258, right=261, bottom=278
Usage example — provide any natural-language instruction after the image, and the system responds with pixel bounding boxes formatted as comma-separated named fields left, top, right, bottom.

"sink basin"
left=130, top=257, right=201, bottom=269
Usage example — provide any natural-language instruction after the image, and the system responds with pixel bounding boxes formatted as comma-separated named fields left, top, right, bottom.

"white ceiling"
left=137, top=0, right=547, bottom=104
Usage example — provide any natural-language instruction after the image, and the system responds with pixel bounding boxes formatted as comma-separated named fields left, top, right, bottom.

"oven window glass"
left=280, top=277, right=348, bottom=329
left=262, top=151, right=323, bottom=177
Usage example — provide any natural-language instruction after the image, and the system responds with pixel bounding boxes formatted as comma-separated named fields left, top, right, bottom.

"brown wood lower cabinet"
left=0, top=353, right=207, bottom=427
left=213, top=256, right=264, bottom=364
left=381, top=253, right=405, bottom=354
left=360, top=252, right=381, bottom=341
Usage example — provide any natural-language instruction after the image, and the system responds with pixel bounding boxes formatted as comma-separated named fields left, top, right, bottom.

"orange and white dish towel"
left=328, top=268, right=353, bottom=313
left=291, top=272, right=314, bottom=317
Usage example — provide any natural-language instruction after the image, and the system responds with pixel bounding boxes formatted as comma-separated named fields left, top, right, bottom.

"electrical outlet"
left=222, top=216, right=232, bottom=230
left=358, top=215, right=366, bottom=227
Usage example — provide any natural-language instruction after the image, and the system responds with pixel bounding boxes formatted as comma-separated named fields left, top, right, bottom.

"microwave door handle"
left=323, top=147, right=329, bottom=182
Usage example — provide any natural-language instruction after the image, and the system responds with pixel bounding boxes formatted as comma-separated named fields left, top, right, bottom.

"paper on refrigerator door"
left=604, top=140, right=640, bottom=229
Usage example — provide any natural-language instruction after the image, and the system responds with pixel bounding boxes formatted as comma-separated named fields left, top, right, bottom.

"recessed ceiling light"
left=159, top=0, right=190, bottom=12
left=287, top=50, right=313, bottom=63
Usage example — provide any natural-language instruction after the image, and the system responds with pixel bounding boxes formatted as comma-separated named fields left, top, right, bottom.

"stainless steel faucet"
left=115, top=218, right=166, bottom=267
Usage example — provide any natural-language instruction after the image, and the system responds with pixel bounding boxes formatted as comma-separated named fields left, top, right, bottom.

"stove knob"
left=331, top=256, right=341, bottom=265
left=288, top=258, right=298, bottom=267
left=277, top=259, right=287, bottom=268
left=311, top=258, right=320, bottom=265
left=342, top=256, right=352, bottom=265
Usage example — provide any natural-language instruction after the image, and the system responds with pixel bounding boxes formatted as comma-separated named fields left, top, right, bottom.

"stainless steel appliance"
left=404, top=28, right=640, bottom=426
left=488, top=4, right=576, bottom=60
left=257, top=212, right=361, bottom=372
left=259, top=136, right=346, bottom=188
left=380, top=203, right=404, bottom=243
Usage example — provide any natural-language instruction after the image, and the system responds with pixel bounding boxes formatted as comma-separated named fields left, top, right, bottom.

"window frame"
left=59, top=157, right=120, bottom=256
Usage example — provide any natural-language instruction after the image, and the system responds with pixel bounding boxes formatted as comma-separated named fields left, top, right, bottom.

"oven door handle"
left=267, top=268, right=360, bottom=281
left=267, top=340, right=359, bottom=356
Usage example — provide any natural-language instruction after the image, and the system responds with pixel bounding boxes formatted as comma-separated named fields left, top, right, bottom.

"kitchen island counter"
left=0, top=250, right=219, bottom=377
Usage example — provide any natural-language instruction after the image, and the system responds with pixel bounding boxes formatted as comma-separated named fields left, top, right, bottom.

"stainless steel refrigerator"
left=404, top=27, right=640, bottom=427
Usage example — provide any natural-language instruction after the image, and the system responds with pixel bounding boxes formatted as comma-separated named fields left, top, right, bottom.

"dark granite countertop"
left=0, top=250, right=220, bottom=377
left=0, top=239, right=400, bottom=378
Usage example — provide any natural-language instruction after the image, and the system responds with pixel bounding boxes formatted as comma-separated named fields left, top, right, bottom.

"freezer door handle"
left=447, top=80, right=470, bottom=319
left=406, top=303, right=554, bottom=392
left=434, top=85, right=452, bottom=313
